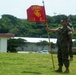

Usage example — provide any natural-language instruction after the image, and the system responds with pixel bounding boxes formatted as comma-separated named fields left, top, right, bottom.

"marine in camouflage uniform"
left=57, top=25, right=72, bottom=72
left=63, top=17, right=74, bottom=59
left=46, top=17, right=73, bottom=73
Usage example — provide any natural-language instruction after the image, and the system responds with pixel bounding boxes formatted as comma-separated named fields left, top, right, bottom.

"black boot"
left=55, top=66, right=62, bottom=73
left=64, top=67, right=69, bottom=73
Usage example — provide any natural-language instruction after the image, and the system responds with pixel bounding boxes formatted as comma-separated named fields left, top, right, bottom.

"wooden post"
left=42, top=0, right=55, bottom=70
left=46, top=23, right=55, bottom=70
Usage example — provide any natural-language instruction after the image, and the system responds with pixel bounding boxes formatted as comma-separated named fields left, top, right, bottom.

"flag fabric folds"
left=27, top=5, right=47, bottom=23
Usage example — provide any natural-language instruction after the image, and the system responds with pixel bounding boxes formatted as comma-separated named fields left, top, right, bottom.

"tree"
left=7, top=38, right=27, bottom=52
left=36, top=40, right=49, bottom=50
left=73, top=39, right=76, bottom=47
left=0, top=14, right=76, bottom=38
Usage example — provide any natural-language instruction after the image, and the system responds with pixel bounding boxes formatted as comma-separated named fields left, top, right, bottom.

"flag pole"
left=42, top=0, right=55, bottom=70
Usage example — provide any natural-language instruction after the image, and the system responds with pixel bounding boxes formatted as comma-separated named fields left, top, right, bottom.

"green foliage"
left=36, top=40, right=49, bottom=45
left=7, top=38, right=27, bottom=52
left=36, top=40, right=49, bottom=50
left=73, top=40, right=76, bottom=55
left=73, top=40, right=76, bottom=47
left=0, top=14, right=76, bottom=38
left=73, top=50, right=76, bottom=55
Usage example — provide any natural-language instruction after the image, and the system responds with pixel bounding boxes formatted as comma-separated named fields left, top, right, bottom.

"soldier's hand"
left=46, top=27, right=50, bottom=32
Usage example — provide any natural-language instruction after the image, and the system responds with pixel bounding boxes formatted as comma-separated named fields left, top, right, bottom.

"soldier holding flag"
left=27, top=2, right=55, bottom=70
left=46, top=16, right=73, bottom=73
left=26, top=1, right=74, bottom=72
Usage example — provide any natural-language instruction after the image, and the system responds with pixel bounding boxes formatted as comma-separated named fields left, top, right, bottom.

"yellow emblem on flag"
left=34, top=10, right=41, bottom=17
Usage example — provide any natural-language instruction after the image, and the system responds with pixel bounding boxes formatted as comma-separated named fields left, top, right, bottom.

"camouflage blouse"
left=57, top=26, right=72, bottom=47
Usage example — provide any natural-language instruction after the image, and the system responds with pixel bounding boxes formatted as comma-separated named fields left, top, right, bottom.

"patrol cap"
left=61, top=16, right=68, bottom=23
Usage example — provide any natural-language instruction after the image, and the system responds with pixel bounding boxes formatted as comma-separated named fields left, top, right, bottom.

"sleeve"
left=68, top=31, right=72, bottom=35
left=67, top=27, right=72, bottom=35
left=57, top=27, right=62, bottom=32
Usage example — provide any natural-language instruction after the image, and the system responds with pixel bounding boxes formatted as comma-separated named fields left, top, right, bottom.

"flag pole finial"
left=42, top=0, right=44, bottom=6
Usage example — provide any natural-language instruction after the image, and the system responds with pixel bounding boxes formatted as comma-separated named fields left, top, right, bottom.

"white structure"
left=14, top=37, right=57, bottom=43
left=14, top=37, right=75, bottom=53
left=14, top=37, right=75, bottom=43
left=14, top=37, right=57, bottom=52
left=0, top=33, right=14, bottom=52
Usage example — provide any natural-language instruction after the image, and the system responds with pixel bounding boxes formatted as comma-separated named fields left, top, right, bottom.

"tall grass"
left=0, top=53, right=76, bottom=75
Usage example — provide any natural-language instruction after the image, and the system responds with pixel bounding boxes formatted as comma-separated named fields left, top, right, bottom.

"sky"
left=0, top=0, right=76, bottom=19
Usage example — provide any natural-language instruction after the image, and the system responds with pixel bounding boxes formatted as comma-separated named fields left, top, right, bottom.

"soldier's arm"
left=68, top=27, right=72, bottom=41
left=68, top=34, right=73, bottom=60
left=72, top=27, right=74, bottom=33
left=46, top=27, right=58, bottom=32
left=68, top=29, right=73, bottom=60
left=68, top=34, right=72, bottom=41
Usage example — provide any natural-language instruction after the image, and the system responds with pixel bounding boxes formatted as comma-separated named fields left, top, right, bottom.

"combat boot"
left=64, top=67, right=69, bottom=73
left=55, top=66, right=62, bottom=72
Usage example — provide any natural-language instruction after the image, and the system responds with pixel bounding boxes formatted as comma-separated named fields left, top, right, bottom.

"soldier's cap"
left=61, top=16, right=68, bottom=23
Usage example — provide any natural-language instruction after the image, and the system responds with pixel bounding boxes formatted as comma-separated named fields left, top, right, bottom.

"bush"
left=73, top=50, right=76, bottom=55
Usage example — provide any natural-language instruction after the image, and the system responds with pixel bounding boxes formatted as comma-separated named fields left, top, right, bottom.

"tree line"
left=7, top=38, right=76, bottom=54
left=0, top=14, right=76, bottom=38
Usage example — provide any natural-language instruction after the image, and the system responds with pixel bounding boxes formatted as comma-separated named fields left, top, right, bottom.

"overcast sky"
left=0, top=0, right=76, bottom=19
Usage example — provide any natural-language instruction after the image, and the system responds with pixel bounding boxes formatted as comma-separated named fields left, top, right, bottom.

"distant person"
left=46, top=17, right=73, bottom=73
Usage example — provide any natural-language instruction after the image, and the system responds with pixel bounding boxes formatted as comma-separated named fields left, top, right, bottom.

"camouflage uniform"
left=57, top=26, right=72, bottom=68
left=67, top=23, right=73, bottom=58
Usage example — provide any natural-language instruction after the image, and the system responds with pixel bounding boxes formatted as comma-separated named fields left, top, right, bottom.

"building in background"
left=0, top=33, right=14, bottom=52
left=14, top=37, right=75, bottom=53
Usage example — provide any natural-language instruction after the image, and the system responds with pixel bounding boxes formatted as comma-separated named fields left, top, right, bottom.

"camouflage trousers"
left=57, top=45, right=69, bottom=68
left=69, top=41, right=73, bottom=58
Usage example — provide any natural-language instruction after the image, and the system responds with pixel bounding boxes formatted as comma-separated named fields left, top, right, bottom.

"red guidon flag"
left=27, top=5, right=47, bottom=23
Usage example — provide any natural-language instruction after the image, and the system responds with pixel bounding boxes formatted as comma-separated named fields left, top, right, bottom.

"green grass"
left=0, top=53, right=76, bottom=75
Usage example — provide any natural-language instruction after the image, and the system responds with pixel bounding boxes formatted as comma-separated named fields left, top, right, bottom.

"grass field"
left=0, top=53, right=76, bottom=75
